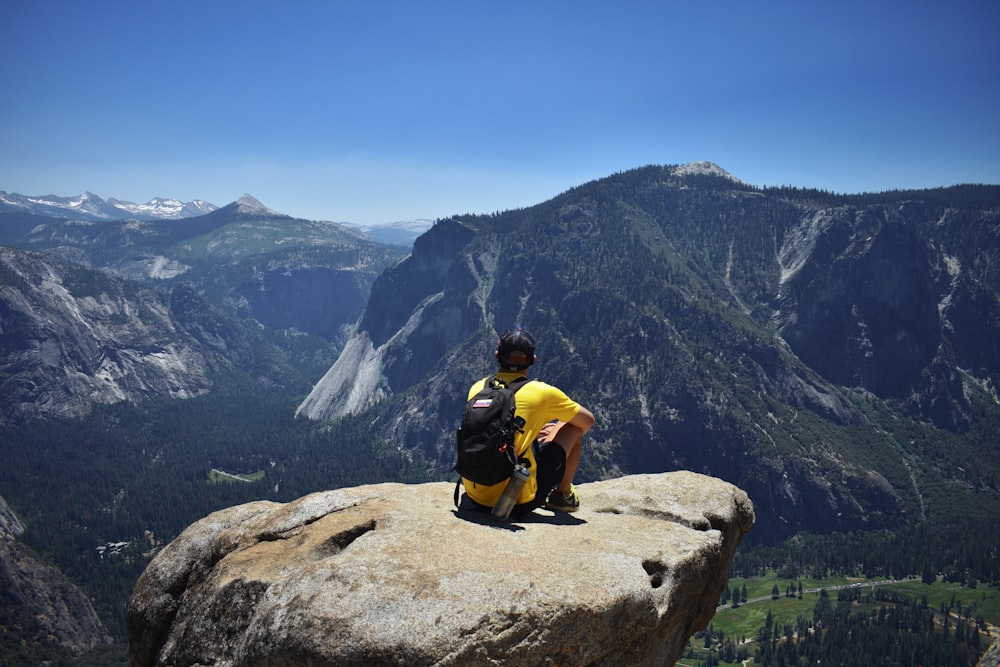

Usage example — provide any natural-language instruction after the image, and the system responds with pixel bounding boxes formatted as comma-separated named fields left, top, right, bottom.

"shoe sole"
left=545, top=501, right=579, bottom=513
left=546, top=506, right=579, bottom=513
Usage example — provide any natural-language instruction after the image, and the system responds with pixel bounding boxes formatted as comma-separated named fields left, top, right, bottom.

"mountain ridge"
left=0, top=189, right=435, bottom=245
left=0, top=190, right=217, bottom=221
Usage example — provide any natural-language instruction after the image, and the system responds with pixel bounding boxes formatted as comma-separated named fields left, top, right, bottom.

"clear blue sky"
left=2, top=1, right=998, bottom=225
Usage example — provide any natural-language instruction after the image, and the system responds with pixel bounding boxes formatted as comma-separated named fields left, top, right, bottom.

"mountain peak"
left=674, top=161, right=746, bottom=183
left=234, top=194, right=280, bottom=216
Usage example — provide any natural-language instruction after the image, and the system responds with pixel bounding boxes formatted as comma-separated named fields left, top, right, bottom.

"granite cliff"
left=0, top=245, right=297, bottom=425
left=128, top=472, right=754, bottom=666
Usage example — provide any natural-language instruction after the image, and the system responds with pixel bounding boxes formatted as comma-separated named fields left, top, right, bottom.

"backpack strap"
left=492, top=376, right=532, bottom=469
left=499, top=375, right=531, bottom=391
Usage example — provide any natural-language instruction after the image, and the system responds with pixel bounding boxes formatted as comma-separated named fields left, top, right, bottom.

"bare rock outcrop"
left=128, top=471, right=754, bottom=666
left=979, top=636, right=1000, bottom=667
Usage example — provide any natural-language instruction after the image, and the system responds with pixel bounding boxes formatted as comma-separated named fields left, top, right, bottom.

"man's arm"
left=539, top=406, right=595, bottom=441
left=568, top=405, right=595, bottom=434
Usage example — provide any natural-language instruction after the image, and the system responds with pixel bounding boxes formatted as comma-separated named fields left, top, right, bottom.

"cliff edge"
left=127, top=471, right=754, bottom=666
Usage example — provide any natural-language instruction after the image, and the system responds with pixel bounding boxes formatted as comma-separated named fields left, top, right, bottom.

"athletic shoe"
left=545, top=485, right=580, bottom=512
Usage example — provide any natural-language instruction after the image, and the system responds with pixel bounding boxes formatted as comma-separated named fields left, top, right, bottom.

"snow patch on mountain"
left=109, top=196, right=216, bottom=219
left=0, top=190, right=218, bottom=221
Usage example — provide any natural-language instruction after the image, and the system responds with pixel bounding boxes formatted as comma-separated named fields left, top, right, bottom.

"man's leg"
left=543, top=422, right=583, bottom=495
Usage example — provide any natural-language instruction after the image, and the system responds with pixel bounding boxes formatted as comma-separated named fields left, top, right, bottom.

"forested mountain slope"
left=300, top=164, right=1000, bottom=543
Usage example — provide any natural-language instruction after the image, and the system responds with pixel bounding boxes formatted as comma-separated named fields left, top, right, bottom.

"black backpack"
left=454, top=375, right=532, bottom=487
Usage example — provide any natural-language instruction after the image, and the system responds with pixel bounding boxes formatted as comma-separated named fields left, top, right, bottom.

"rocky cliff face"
left=295, top=218, right=479, bottom=422
left=776, top=202, right=1000, bottom=431
left=0, top=246, right=211, bottom=423
left=128, top=472, right=754, bottom=666
left=0, top=495, right=111, bottom=655
left=0, top=246, right=291, bottom=424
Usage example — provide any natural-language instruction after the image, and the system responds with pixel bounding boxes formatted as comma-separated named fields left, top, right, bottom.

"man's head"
left=496, top=326, right=536, bottom=371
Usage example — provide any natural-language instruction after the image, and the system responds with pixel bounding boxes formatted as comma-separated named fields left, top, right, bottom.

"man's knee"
left=553, top=423, right=583, bottom=454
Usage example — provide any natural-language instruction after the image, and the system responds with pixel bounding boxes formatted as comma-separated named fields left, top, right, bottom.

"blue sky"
left=2, top=1, right=998, bottom=225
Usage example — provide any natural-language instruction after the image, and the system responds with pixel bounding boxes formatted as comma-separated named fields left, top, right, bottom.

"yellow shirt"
left=462, top=372, right=581, bottom=507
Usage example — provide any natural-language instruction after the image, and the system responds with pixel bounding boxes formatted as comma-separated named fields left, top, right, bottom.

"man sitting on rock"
left=460, top=326, right=595, bottom=515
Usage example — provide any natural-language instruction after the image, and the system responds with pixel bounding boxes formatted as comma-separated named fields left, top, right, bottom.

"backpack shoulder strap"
left=503, top=376, right=532, bottom=393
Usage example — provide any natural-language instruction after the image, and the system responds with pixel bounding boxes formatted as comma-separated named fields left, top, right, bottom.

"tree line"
left=754, top=587, right=987, bottom=666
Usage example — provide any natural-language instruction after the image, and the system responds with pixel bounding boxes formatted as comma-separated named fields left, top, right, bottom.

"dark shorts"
left=458, top=440, right=566, bottom=516
left=514, top=439, right=566, bottom=513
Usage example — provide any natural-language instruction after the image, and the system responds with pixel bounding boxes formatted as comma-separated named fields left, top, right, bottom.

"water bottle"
left=491, top=464, right=530, bottom=521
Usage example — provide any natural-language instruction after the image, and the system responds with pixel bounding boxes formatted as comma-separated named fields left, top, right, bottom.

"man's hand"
left=538, top=421, right=562, bottom=442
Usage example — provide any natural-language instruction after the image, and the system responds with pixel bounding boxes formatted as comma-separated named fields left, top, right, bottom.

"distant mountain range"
left=0, top=190, right=433, bottom=245
left=0, top=190, right=218, bottom=221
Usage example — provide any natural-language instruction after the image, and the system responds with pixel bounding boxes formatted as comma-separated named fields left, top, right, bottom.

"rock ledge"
left=128, top=471, right=754, bottom=666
